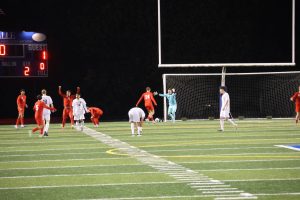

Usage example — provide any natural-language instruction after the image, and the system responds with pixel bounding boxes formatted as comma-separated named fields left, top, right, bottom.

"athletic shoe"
left=44, top=132, right=48, bottom=137
left=131, top=134, right=135, bottom=137
left=14, top=125, right=18, bottom=129
left=137, top=134, right=141, bottom=137
left=217, top=129, right=224, bottom=132
left=20, top=125, right=25, bottom=128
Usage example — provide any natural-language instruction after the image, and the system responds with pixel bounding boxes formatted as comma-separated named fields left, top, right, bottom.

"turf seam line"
left=82, top=127, right=257, bottom=200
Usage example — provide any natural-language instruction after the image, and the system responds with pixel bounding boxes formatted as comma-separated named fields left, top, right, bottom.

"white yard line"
left=82, top=127, right=256, bottom=200
left=0, top=181, right=181, bottom=190
left=223, top=178, right=300, bottom=182
left=0, top=146, right=108, bottom=153
left=0, top=172, right=160, bottom=179
left=0, top=163, right=144, bottom=171
left=147, top=146, right=277, bottom=152
left=198, top=167, right=300, bottom=172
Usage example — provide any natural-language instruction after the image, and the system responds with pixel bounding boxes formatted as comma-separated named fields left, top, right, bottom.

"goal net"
left=162, top=71, right=300, bottom=121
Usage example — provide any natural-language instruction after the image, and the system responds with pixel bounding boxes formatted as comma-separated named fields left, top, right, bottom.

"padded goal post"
left=162, top=71, right=300, bottom=121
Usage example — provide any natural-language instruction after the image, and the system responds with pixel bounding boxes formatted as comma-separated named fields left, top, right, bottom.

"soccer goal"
left=162, top=71, right=300, bottom=121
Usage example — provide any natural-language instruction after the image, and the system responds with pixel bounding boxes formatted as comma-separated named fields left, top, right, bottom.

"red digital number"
left=39, top=62, right=45, bottom=70
left=24, top=66, right=30, bottom=76
left=42, top=50, right=47, bottom=60
left=0, top=44, right=5, bottom=56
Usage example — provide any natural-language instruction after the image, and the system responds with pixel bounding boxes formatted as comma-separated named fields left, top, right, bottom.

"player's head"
left=76, top=93, right=81, bottom=99
left=219, top=86, right=227, bottom=94
left=66, top=90, right=71, bottom=96
left=146, top=87, right=151, bottom=92
left=41, top=89, right=47, bottom=95
left=36, top=94, right=42, bottom=100
left=20, top=89, right=25, bottom=95
left=168, top=88, right=172, bottom=94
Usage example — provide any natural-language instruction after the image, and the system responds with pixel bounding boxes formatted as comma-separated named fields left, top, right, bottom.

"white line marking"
left=0, top=181, right=181, bottom=190
left=276, top=145, right=300, bottom=151
left=148, top=146, right=277, bottom=152
left=0, top=146, right=108, bottom=153
left=223, top=178, right=300, bottom=182
left=255, top=192, right=300, bottom=196
left=198, top=167, right=300, bottom=172
left=82, top=127, right=256, bottom=199
left=0, top=157, right=128, bottom=163
left=0, top=172, right=160, bottom=179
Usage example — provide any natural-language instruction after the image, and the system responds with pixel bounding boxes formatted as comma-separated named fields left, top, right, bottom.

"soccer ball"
left=155, top=118, right=160, bottom=123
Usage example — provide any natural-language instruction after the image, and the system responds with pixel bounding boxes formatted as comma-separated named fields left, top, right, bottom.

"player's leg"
left=80, top=116, right=85, bottom=131
left=69, top=109, right=75, bottom=127
left=15, top=112, right=21, bottom=128
left=62, top=108, right=67, bottom=128
left=296, top=112, right=300, bottom=124
left=94, top=117, right=99, bottom=127
left=219, top=111, right=225, bottom=131
left=43, top=114, right=50, bottom=136
left=137, top=122, right=143, bottom=136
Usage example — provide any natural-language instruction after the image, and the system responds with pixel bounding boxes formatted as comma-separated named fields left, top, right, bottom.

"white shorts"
left=220, top=110, right=230, bottom=118
left=128, top=112, right=141, bottom=123
left=43, top=114, right=51, bottom=121
left=74, top=113, right=85, bottom=121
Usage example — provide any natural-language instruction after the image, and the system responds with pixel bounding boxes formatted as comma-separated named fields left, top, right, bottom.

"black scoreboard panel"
left=0, top=32, right=48, bottom=77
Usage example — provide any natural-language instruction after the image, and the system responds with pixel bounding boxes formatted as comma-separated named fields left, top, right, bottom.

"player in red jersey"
left=58, top=86, right=80, bottom=128
left=29, top=95, right=56, bottom=137
left=88, top=107, right=104, bottom=127
left=15, top=89, right=28, bottom=128
left=136, top=87, right=157, bottom=122
left=290, top=86, right=300, bottom=124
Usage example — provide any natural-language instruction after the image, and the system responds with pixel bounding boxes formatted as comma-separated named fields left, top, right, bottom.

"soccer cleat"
left=217, top=129, right=224, bottom=132
left=137, top=134, right=141, bottom=137
left=20, top=125, right=25, bottom=128
left=44, top=132, right=48, bottom=137
left=131, top=134, right=135, bottom=137
left=14, top=125, right=18, bottom=129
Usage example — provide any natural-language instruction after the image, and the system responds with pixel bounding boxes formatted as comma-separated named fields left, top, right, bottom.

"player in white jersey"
left=72, top=93, right=88, bottom=131
left=128, top=107, right=145, bottom=136
left=41, top=89, right=54, bottom=136
left=219, top=86, right=237, bottom=132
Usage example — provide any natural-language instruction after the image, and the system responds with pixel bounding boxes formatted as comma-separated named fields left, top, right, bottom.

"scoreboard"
left=0, top=31, right=48, bottom=77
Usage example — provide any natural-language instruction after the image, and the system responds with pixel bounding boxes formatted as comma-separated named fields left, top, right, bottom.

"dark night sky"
left=0, top=0, right=299, bottom=121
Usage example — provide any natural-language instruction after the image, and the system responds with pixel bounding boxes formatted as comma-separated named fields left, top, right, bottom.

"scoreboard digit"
left=0, top=31, right=48, bottom=77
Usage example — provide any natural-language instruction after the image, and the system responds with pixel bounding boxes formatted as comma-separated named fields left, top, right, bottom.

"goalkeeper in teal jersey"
left=154, top=88, right=177, bottom=123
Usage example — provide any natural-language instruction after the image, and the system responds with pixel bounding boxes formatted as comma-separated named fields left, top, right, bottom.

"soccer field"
left=0, top=120, right=299, bottom=200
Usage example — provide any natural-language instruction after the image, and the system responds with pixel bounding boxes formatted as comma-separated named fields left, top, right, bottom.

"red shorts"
left=35, top=116, right=44, bottom=126
left=18, top=107, right=25, bottom=115
left=145, top=105, right=154, bottom=112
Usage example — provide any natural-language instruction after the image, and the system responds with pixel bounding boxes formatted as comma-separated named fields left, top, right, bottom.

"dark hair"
left=219, top=86, right=227, bottom=91
left=20, top=89, right=25, bottom=92
left=41, top=89, right=47, bottom=94
left=37, top=95, right=42, bottom=100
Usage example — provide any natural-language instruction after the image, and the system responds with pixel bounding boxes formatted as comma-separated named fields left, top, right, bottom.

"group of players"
left=15, top=86, right=103, bottom=137
left=15, top=84, right=300, bottom=137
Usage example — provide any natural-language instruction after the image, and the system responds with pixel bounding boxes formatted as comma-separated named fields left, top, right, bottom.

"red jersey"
left=88, top=107, right=103, bottom=116
left=291, top=92, right=300, bottom=106
left=17, top=95, right=26, bottom=108
left=59, top=87, right=80, bottom=108
left=136, top=92, right=157, bottom=107
left=33, top=100, right=54, bottom=118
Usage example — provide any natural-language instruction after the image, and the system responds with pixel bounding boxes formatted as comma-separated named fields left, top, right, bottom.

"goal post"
left=162, top=71, right=300, bottom=122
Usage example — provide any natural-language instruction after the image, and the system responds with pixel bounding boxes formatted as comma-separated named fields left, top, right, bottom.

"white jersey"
left=42, top=95, right=53, bottom=115
left=128, top=107, right=145, bottom=122
left=72, top=98, right=88, bottom=115
left=221, top=92, right=230, bottom=112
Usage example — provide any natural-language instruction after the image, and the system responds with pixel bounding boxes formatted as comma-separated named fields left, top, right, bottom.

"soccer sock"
left=16, top=118, right=20, bottom=126
left=20, top=117, right=24, bottom=125
left=220, top=119, right=225, bottom=130
left=70, top=117, right=74, bottom=126
left=137, top=127, right=142, bottom=135
left=44, top=121, right=50, bottom=132
left=131, top=123, right=135, bottom=135
left=40, top=127, right=44, bottom=135
left=228, top=119, right=237, bottom=126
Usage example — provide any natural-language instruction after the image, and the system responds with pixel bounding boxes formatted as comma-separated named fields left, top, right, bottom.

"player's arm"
left=76, top=87, right=80, bottom=94
left=150, top=93, right=157, bottom=106
left=43, top=103, right=56, bottom=111
left=136, top=94, right=144, bottom=106
left=83, top=100, right=89, bottom=112
left=158, top=93, right=167, bottom=97
left=58, top=86, right=66, bottom=97
left=291, top=93, right=297, bottom=101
